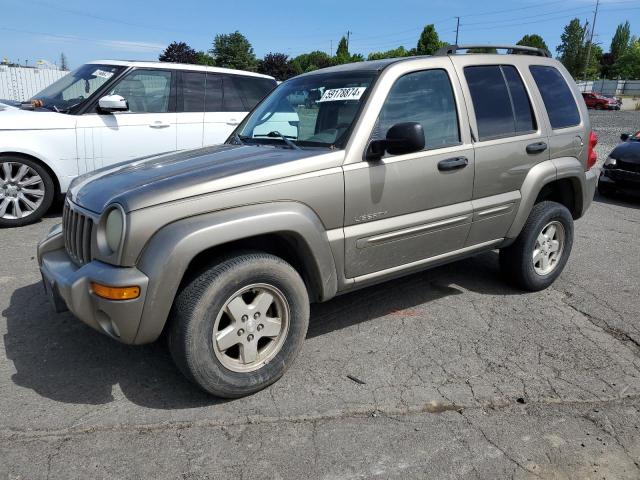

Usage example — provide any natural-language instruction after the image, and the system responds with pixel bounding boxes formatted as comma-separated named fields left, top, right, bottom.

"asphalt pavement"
left=1, top=110, right=639, bottom=479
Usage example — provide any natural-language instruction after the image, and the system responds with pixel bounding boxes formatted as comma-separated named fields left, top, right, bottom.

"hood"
left=0, top=99, right=20, bottom=110
left=69, top=144, right=339, bottom=213
left=610, top=141, right=640, bottom=163
left=0, top=106, right=76, bottom=130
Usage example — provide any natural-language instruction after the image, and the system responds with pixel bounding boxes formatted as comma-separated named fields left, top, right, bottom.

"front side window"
left=235, top=71, right=376, bottom=148
left=30, top=63, right=124, bottom=113
left=110, top=69, right=172, bottom=113
left=530, top=65, right=581, bottom=130
left=464, top=65, right=536, bottom=141
left=376, top=69, right=460, bottom=150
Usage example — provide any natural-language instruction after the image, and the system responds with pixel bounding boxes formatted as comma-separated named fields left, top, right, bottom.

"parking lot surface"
left=1, top=111, right=640, bottom=479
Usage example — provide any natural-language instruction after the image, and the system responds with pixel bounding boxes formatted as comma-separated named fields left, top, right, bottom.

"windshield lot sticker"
left=318, top=87, right=366, bottom=102
left=92, top=69, right=114, bottom=79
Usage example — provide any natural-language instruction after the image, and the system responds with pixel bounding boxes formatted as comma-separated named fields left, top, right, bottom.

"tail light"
left=587, top=131, right=598, bottom=170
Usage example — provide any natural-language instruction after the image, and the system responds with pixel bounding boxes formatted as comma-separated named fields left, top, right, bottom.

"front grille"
left=62, top=202, right=94, bottom=265
left=618, top=160, right=640, bottom=174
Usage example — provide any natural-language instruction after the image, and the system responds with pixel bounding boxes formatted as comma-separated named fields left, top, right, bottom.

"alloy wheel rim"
left=0, top=161, right=45, bottom=220
left=532, top=220, right=565, bottom=276
left=212, top=283, right=290, bottom=373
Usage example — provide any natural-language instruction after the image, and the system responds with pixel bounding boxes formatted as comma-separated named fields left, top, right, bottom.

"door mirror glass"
left=621, top=133, right=630, bottom=142
left=366, top=122, right=425, bottom=161
left=98, top=94, right=128, bottom=113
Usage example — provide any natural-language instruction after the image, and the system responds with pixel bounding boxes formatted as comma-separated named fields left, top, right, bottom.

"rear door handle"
left=438, top=156, right=468, bottom=171
left=526, top=141, right=548, bottom=154
left=226, top=118, right=239, bottom=126
left=150, top=121, right=170, bottom=129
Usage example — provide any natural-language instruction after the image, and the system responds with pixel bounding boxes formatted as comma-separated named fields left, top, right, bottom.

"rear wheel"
left=168, top=252, right=309, bottom=398
left=500, top=201, right=574, bottom=291
left=0, top=157, right=54, bottom=227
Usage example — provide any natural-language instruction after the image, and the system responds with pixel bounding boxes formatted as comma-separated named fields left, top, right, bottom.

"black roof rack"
left=435, top=44, right=551, bottom=58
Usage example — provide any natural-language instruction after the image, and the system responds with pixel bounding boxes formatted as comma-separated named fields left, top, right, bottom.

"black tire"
left=168, top=252, right=309, bottom=398
left=499, top=201, right=574, bottom=292
left=0, top=156, right=55, bottom=228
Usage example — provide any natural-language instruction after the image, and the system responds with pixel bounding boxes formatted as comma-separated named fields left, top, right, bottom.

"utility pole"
left=330, top=40, right=333, bottom=57
left=455, top=17, right=460, bottom=45
left=582, top=0, right=599, bottom=81
left=346, top=30, right=352, bottom=50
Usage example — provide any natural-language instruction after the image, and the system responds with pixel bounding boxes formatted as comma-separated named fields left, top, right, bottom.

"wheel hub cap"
left=0, top=161, right=45, bottom=220
left=532, top=220, right=565, bottom=276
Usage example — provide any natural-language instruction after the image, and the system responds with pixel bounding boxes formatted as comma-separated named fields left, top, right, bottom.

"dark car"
left=598, top=131, right=640, bottom=196
left=582, top=92, right=620, bottom=110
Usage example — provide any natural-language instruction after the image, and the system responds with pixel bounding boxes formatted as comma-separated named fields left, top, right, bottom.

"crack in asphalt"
left=3, top=395, right=639, bottom=442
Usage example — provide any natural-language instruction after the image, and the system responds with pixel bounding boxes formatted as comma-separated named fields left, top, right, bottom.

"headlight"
left=604, top=156, right=617, bottom=167
left=105, top=207, right=124, bottom=253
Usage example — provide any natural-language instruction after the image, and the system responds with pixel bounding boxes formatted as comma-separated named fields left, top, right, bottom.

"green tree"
left=466, top=47, right=498, bottom=54
left=367, top=46, right=409, bottom=61
left=615, top=37, right=640, bottom=79
left=210, top=31, right=257, bottom=71
left=258, top=53, right=296, bottom=80
left=556, top=18, right=588, bottom=78
left=516, top=34, right=549, bottom=53
left=291, top=51, right=332, bottom=73
left=335, top=36, right=350, bottom=64
left=610, top=21, right=632, bottom=61
left=159, top=41, right=198, bottom=64
left=195, top=51, right=215, bottom=66
left=583, top=42, right=603, bottom=80
left=415, top=24, right=443, bottom=55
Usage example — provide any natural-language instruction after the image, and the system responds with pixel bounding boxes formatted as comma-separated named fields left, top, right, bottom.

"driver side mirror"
left=366, top=122, right=425, bottom=161
left=98, top=94, right=128, bottom=113
left=620, top=133, right=630, bottom=142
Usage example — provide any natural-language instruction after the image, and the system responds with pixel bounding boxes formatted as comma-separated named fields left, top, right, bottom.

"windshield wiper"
left=230, top=133, right=247, bottom=145
left=254, top=131, right=301, bottom=150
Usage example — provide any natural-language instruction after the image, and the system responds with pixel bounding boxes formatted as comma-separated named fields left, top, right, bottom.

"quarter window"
left=530, top=65, right=581, bottom=129
left=111, top=69, right=172, bottom=113
left=376, top=69, right=460, bottom=150
left=464, top=65, right=536, bottom=141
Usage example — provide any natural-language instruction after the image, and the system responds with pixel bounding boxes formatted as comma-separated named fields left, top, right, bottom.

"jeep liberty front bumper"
left=37, top=224, right=149, bottom=344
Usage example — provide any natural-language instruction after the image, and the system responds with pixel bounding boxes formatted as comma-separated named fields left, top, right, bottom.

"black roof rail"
left=435, top=44, right=551, bottom=58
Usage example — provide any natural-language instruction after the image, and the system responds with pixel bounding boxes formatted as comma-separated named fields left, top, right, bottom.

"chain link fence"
left=0, top=65, right=68, bottom=102
left=575, top=79, right=640, bottom=96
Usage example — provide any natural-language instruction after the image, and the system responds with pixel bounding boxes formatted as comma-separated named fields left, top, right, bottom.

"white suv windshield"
left=236, top=71, right=376, bottom=148
left=30, top=63, right=124, bottom=112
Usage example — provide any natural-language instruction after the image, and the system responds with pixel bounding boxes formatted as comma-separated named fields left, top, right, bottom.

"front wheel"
left=499, top=201, right=574, bottom=291
left=0, top=157, right=54, bottom=227
left=168, top=252, right=309, bottom=398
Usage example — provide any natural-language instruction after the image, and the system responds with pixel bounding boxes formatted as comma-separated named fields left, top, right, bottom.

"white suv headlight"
left=105, top=207, right=124, bottom=253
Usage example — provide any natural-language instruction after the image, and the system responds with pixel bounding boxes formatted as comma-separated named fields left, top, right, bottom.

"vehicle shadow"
left=3, top=251, right=518, bottom=408
left=593, top=190, right=640, bottom=208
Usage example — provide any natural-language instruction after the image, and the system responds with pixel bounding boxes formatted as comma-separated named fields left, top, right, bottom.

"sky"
left=1, top=0, right=639, bottom=69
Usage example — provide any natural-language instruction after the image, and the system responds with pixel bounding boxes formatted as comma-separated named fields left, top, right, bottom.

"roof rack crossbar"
left=435, top=44, right=551, bottom=58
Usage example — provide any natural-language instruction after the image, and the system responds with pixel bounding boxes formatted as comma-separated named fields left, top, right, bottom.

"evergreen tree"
left=557, top=18, right=588, bottom=78
left=335, top=36, right=350, bottom=64
left=415, top=25, right=443, bottom=55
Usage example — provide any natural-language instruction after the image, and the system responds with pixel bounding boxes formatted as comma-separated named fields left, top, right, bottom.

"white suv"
left=0, top=60, right=276, bottom=227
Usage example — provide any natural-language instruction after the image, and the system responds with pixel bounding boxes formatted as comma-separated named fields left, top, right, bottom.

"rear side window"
left=464, top=65, right=536, bottom=140
left=377, top=69, right=460, bottom=150
left=180, top=71, right=205, bottom=112
left=205, top=73, right=222, bottom=112
left=529, top=65, right=580, bottom=129
left=231, top=76, right=276, bottom=110
left=222, top=76, right=245, bottom=111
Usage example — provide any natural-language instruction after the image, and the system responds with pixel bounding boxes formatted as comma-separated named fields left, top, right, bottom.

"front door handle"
left=226, top=118, right=239, bottom=126
left=150, top=121, right=170, bottom=129
left=526, top=141, right=548, bottom=154
left=438, top=156, right=468, bottom=171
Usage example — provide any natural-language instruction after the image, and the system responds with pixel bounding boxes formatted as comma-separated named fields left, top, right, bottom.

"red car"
left=582, top=92, right=621, bottom=110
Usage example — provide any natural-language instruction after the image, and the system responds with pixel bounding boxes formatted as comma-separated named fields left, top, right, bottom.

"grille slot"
left=62, top=202, right=94, bottom=265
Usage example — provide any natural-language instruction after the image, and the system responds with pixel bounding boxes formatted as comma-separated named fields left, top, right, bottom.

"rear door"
left=451, top=58, right=548, bottom=245
left=176, top=70, right=206, bottom=150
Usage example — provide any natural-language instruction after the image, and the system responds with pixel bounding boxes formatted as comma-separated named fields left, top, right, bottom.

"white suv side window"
left=111, top=70, right=172, bottom=113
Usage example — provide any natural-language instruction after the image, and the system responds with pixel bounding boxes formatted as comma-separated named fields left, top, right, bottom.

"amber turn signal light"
left=90, top=282, right=140, bottom=300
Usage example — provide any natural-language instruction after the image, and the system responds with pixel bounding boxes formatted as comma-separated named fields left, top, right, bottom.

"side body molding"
left=133, top=202, right=338, bottom=344
left=506, top=157, right=592, bottom=239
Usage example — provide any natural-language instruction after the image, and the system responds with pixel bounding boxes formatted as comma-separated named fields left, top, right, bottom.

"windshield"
left=234, top=71, right=376, bottom=148
left=30, top=63, right=125, bottom=112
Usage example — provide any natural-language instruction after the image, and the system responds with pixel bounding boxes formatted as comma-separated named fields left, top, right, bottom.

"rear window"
left=529, top=65, right=581, bottom=129
left=464, top=65, right=536, bottom=141
left=231, top=76, right=277, bottom=110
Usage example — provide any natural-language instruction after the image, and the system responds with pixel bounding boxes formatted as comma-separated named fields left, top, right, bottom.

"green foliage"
left=334, top=36, right=351, bottom=64
left=615, top=37, right=640, bottom=79
left=610, top=21, right=632, bottom=61
left=583, top=42, right=603, bottom=80
left=466, top=47, right=498, bottom=54
left=258, top=53, right=297, bottom=81
left=195, top=51, right=215, bottom=66
left=556, top=18, right=588, bottom=78
left=290, top=51, right=332, bottom=74
left=159, top=41, right=199, bottom=64
left=516, top=34, right=549, bottom=53
left=211, top=31, right=257, bottom=71
left=367, top=46, right=409, bottom=61
left=415, top=24, right=443, bottom=55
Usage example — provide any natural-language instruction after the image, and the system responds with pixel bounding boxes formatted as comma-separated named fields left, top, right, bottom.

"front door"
left=76, top=68, right=177, bottom=172
left=343, top=65, right=475, bottom=279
